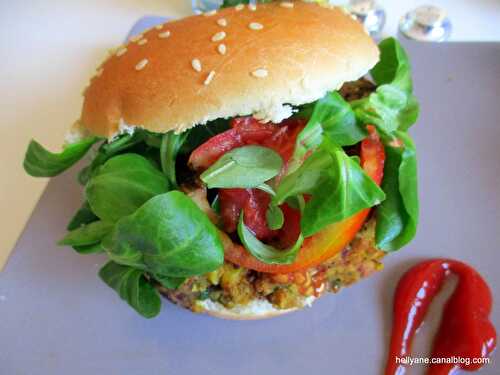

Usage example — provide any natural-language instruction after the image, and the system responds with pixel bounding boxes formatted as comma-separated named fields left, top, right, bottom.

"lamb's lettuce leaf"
left=238, top=212, right=304, bottom=264
left=78, top=132, right=145, bottom=185
left=23, top=137, right=99, bottom=177
left=99, top=261, right=162, bottom=318
left=85, top=154, right=169, bottom=222
left=58, top=220, right=113, bottom=247
left=375, top=132, right=418, bottom=251
left=67, top=201, right=98, bottom=231
left=351, top=37, right=419, bottom=135
left=160, top=131, right=189, bottom=188
left=103, top=191, right=224, bottom=277
left=201, top=145, right=283, bottom=189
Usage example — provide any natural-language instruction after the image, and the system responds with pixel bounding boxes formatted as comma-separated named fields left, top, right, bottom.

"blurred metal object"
left=348, top=0, right=386, bottom=36
left=399, top=5, right=452, bottom=42
left=191, top=0, right=223, bottom=14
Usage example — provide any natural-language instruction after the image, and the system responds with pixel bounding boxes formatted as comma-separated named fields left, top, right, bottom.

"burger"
left=23, top=1, right=419, bottom=319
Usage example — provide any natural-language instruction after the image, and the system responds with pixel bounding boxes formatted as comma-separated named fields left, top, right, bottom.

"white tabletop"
left=0, top=0, right=499, bottom=268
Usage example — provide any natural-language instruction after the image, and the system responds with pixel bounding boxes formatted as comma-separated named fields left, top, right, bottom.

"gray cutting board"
left=1, top=31, right=499, bottom=375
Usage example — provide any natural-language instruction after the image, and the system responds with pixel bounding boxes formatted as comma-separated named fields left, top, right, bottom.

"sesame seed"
left=191, top=59, right=202, bottom=72
left=116, top=47, right=127, bottom=57
left=251, top=68, right=268, bottom=78
left=217, top=18, right=228, bottom=27
left=248, top=4, right=257, bottom=11
left=249, top=22, right=263, bottom=30
left=138, top=38, right=148, bottom=45
left=158, top=30, right=171, bottom=39
left=204, top=9, right=217, bottom=16
left=95, top=68, right=103, bottom=77
left=129, top=34, right=143, bottom=43
left=235, top=4, right=244, bottom=11
left=211, top=31, right=226, bottom=42
left=135, top=59, right=148, bottom=71
left=217, top=43, right=227, bottom=55
left=155, top=24, right=163, bottom=30
left=204, top=71, right=216, bottom=85
left=280, top=1, right=294, bottom=8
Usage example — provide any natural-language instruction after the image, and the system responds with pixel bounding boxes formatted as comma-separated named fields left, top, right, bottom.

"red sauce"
left=385, top=259, right=496, bottom=375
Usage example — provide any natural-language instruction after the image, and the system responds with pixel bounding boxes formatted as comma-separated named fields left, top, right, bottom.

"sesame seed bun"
left=80, top=1, right=379, bottom=138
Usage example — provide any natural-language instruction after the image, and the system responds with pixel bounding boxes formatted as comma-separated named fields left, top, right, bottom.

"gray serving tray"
left=1, top=17, right=499, bottom=375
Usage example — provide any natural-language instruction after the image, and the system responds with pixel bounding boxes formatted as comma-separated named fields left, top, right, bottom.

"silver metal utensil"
left=348, top=0, right=386, bottom=36
left=191, top=0, right=223, bottom=14
left=399, top=5, right=452, bottom=42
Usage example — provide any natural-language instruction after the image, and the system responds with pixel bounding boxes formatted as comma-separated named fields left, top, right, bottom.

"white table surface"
left=0, top=0, right=499, bottom=268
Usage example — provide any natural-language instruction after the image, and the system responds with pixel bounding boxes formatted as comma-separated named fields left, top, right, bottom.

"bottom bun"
left=196, top=296, right=316, bottom=320
left=159, top=288, right=317, bottom=320
left=158, top=286, right=319, bottom=320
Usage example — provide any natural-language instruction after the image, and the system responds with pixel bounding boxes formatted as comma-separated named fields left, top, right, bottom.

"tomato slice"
left=222, top=125, right=385, bottom=274
left=188, top=117, right=304, bottom=171
left=219, top=188, right=277, bottom=240
left=190, top=117, right=305, bottom=241
left=361, top=125, right=385, bottom=185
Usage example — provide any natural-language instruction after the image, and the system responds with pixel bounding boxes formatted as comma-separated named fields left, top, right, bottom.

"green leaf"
left=285, top=195, right=306, bottom=212
left=85, top=154, right=169, bottom=222
left=154, top=274, right=186, bottom=290
left=200, top=145, right=283, bottom=189
left=256, top=183, right=276, bottom=196
left=288, top=113, right=324, bottom=173
left=273, top=150, right=332, bottom=206
left=237, top=212, right=304, bottom=264
left=99, top=261, right=161, bottom=318
left=103, top=191, right=224, bottom=278
left=351, top=38, right=419, bottom=134
left=351, top=85, right=419, bottom=135
left=371, top=37, right=412, bottom=93
left=143, top=132, right=162, bottom=148
left=78, top=132, right=145, bottom=185
left=288, top=92, right=367, bottom=174
left=72, top=242, right=104, bottom=254
left=160, top=131, right=189, bottom=188
left=300, top=142, right=385, bottom=236
left=67, top=202, right=98, bottom=231
left=222, top=0, right=249, bottom=8
left=58, top=221, right=113, bottom=247
left=23, top=137, right=99, bottom=177
left=274, top=140, right=384, bottom=237
left=221, top=0, right=272, bottom=7
left=266, top=204, right=284, bottom=230
left=376, top=132, right=418, bottom=251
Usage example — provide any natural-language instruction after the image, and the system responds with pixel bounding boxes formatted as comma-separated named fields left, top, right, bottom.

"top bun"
left=80, top=1, right=379, bottom=138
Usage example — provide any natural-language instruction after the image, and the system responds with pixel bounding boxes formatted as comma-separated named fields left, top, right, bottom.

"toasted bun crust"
left=80, top=2, right=379, bottom=138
